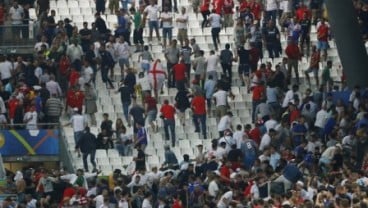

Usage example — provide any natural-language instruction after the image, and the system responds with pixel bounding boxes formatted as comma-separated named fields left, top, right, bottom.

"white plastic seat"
left=147, top=155, right=160, bottom=165
left=178, top=140, right=190, bottom=149
left=70, top=8, right=81, bottom=15
left=96, top=149, right=108, bottom=158
left=122, top=156, right=133, bottom=165
left=81, top=7, right=92, bottom=15
left=107, top=149, right=120, bottom=158
left=72, top=15, right=84, bottom=23
left=68, top=0, right=79, bottom=8
left=58, top=8, right=69, bottom=16
left=110, top=158, right=122, bottom=165
left=79, top=0, right=91, bottom=8
left=56, top=1, right=68, bottom=8
left=97, top=157, right=109, bottom=165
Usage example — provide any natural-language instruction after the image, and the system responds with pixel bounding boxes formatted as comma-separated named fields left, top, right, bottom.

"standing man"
left=191, top=92, right=207, bottom=139
left=220, top=44, right=234, bottom=83
left=180, top=39, right=192, bottom=86
left=160, top=6, right=173, bottom=50
left=99, top=44, right=115, bottom=89
left=76, top=127, right=97, bottom=172
left=65, top=108, right=87, bottom=144
left=285, top=39, right=302, bottom=85
left=9, top=1, right=24, bottom=40
left=316, top=18, right=329, bottom=61
left=213, top=85, right=229, bottom=120
left=84, top=83, right=97, bottom=126
left=131, top=7, right=144, bottom=52
left=165, top=40, right=180, bottom=88
left=192, top=50, right=207, bottom=87
left=45, top=94, right=63, bottom=125
left=206, top=50, right=219, bottom=82
left=263, top=21, right=280, bottom=59
left=176, top=7, right=189, bottom=46
left=299, top=12, right=311, bottom=57
left=173, top=59, right=187, bottom=90
left=236, top=42, right=251, bottom=88
left=305, top=45, right=320, bottom=87
left=144, top=0, right=160, bottom=43
left=160, top=100, right=176, bottom=147
left=117, top=80, right=133, bottom=122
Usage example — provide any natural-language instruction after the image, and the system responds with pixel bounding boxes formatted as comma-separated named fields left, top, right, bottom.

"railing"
left=0, top=21, right=37, bottom=53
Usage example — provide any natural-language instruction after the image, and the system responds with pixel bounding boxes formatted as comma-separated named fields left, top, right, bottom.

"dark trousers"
left=193, top=114, right=207, bottom=139
left=167, top=62, right=176, bottom=87
left=82, top=150, right=96, bottom=171
left=164, top=119, right=176, bottom=146
left=252, top=100, right=261, bottom=122
left=201, top=11, right=210, bottom=28
left=266, top=43, right=280, bottom=59
left=211, top=27, right=221, bottom=50
left=101, top=67, right=114, bottom=88
left=221, top=63, right=232, bottom=83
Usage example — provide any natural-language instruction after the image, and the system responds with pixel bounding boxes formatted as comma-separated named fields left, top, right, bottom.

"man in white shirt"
left=65, top=108, right=87, bottom=143
left=46, top=75, right=62, bottom=97
left=34, top=36, right=49, bottom=52
left=116, top=36, right=131, bottom=75
left=0, top=55, right=13, bottom=85
left=208, top=10, right=222, bottom=51
left=160, top=6, right=173, bottom=49
left=217, top=112, right=233, bottom=137
left=66, top=40, right=84, bottom=66
left=208, top=173, right=220, bottom=198
left=282, top=85, right=300, bottom=108
left=214, top=87, right=229, bottom=112
left=206, top=50, right=219, bottom=81
left=176, top=7, right=189, bottom=46
left=217, top=190, right=240, bottom=208
left=9, top=1, right=24, bottom=39
left=233, top=125, right=244, bottom=149
left=82, top=60, right=94, bottom=84
left=259, top=128, right=277, bottom=151
left=144, top=0, right=161, bottom=42
left=142, top=192, right=153, bottom=208
left=265, top=0, right=278, bottom=23
left=23, top=106, right=38, bottom=130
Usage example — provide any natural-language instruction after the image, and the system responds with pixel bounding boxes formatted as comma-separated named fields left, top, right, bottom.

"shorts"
left=149, top=21, right=159, bottom=30
left=317, top=41, right=328, bottom=50
left=177, top=29, right=188, bottom=41
left=141, top=62, right=150, bottom=72
left=238, top=64, right=250, bottom=76
left=146, top=110, right=157, bottom=123
left=305, top=67, right=318, bottom=76
left=119, top=58, right=129, bottom=67
left=162, top=28, right=172, bottom=40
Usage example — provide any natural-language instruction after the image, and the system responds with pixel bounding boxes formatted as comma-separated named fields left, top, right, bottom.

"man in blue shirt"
left=204, top=75, right=216, bottom=112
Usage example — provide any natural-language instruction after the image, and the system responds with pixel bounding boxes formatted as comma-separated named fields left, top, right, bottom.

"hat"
left=73, top=107, right=79, bottom=112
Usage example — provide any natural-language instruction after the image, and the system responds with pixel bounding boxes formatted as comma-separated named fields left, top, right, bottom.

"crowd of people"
left=1, top=0, right=368, bottom=207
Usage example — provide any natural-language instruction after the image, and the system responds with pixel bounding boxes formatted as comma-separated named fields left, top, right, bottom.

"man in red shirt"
left=66, top=85, right=85, bottom=114
left=305, top=45, right=320, bottom=87
left=223, top=0, right=234, bottom=27
left=285, top=39, right=302, bottom=85
left=160, top=99, right=176, bottom=146
left=7, top=94, right=19, bottom=125
left=191, top=92, right=207, bottom=139
left=145, top=92, right=158, bottom=132
left=248, top=0, right=262, bottom=20
left=317, top=19, right=329, bottom=60
left=251, top=81, right=265, bottom=122
left=173, top=60, right=187, bottom=90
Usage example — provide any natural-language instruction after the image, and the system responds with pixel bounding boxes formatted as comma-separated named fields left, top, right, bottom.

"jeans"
left=252, top=100, right=261, bottom=122
left=193, top=114, right=207, bottom=139
left=211, top=27, right=221, bottom=50
left=82, top=150, right=97, bottom=171
left=74, top=131, right=83, bottom=144
left=164, top=119, right=176, bottom=146
left=287, top=59, right=299, bottom=84
left=167, top=62, right=176, bottom=87
left=122, top=101, right=131, bottom=121
left=102, top=67, right=114, bottom=88
left=266, top=43, right=279, bottom=59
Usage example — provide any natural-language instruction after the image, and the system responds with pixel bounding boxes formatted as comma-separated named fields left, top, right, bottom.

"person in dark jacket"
left=99, top=44, right=115, bottom=89
left=75, top=127, right=97, bottom=172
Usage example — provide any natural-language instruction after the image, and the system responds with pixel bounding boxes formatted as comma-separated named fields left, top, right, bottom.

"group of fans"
left=1, top=0, right=368, bottom=207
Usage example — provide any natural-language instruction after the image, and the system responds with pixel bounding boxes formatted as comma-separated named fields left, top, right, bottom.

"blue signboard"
left=0, top=130, right=59, bottom=156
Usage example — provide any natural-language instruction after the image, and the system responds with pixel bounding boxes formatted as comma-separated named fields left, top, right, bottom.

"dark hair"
left=225, top=43, right=230, bottom=49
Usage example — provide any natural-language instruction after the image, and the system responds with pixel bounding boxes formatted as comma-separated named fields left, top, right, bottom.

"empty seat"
left=69, top=8, right=81, bottom=15
left=107, top=149, right=120, bottom=158
left=96, top=150, right=108, bottom=158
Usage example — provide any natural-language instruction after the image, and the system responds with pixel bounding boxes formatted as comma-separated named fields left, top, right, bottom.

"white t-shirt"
left=144, top=5, right=160, bottom=21
left=0, top=61, right=13, bottom=80
left=233, top=130, right=244, bottom=149
left=217, top=191, right=233, bottom=208
left=176, top=13, right=188, bottom=29
left=34, top=42, right=49, bottom=52
left=314, top=109, right=329, bottom=128
left=24, top=111, right=38, bottom=130
left=250, top=184, right=260, bottom=199
left=142, top=198, right=152, bottom=208
left=116, top=42, right=130, bottom=59
left=279, top=0, right=291, bottom=12
left=94, top=195, right=104, bottom=208
left=70, top=114, right=86, bottom=132
left=259, top=133, right=271, bottom=151
left=282, top=89, right=294, bottom=108
left=219, top=135, right=235, bottom=153
left=160, top=12, right=173, bottom=28
left=83, top=66, right=94, bottom=83
left=9, top=6, right=24, bottom=24
left=218, top=115, right=231, bottom=132
left=213, top=90, right=227, bottom=106
left=264, top=119, right=277, bottom=132
left=138, top=76, right=151, bottom=91
left=208, top=180, right=219, bottom=197
left=209, top=13, right=222, bottom=28
left=206, top=54, right=218, bottom=72
left=265, top=0, right=278, bottom=11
